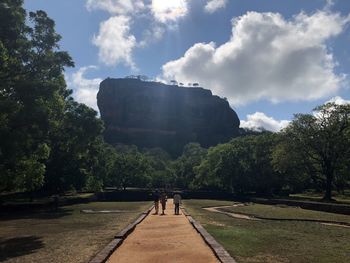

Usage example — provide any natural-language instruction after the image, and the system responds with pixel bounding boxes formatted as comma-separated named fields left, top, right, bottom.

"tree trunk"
left=323, top=170, right=334, bottom=201
left=29, top=191, right=34, bottom=202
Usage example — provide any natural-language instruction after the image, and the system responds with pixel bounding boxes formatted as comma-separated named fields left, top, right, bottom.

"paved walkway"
left=107, top=200, right=219, bottom=263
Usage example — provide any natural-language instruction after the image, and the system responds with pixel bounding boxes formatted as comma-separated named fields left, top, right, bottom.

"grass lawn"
left=289, top=192, right=350, bottom=205
left=0, top=192, right=95, bottom=205
left=0, top=201, right=151, bottom=263
left=183, top=199, right=350, bottom=263
left=221, top=203, right=350, bottom=224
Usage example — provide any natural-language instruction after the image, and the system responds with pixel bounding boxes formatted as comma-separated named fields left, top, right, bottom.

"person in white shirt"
left=173, top=192, right=181, bottom=215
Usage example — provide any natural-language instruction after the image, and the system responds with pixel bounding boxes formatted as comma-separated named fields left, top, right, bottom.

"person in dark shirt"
left=173, top=192, right=181, bottom=215
left=160, top=191, right=167, bottom=215
left=152, top=190, right=160, bottom=215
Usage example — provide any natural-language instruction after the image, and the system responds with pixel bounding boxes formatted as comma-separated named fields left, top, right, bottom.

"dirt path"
left=203, top=205, right=260, bottom=221
left=107, top=199, right=219, bottom=263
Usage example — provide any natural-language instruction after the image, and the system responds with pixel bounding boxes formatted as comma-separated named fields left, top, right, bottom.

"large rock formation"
left=97, top=78, right=240, bottom=156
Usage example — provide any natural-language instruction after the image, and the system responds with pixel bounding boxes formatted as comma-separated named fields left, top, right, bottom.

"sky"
left=24, top=0, right=350, bottom=132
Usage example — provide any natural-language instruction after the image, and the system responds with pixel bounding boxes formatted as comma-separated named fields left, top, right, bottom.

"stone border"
left=181, top=207, right=237, bottom=263
left=88, top=205, right=154, bottom=263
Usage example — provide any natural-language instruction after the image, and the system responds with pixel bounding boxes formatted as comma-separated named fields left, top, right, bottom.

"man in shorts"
left=173, top=192, right=181, bottom=215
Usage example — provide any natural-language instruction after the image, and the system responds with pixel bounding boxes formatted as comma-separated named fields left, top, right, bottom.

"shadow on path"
left=0, top=235, right=44, bottom=261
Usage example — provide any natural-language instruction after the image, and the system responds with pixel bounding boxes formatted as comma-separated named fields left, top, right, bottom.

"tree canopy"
left=1, top=1, right=349, bottom=201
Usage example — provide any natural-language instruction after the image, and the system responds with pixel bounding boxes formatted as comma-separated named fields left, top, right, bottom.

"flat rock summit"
left=97, top=78, right=240, bottom=156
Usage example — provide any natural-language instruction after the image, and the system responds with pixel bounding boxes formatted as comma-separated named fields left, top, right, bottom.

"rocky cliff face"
left=97, top=78, right=240, bottom=156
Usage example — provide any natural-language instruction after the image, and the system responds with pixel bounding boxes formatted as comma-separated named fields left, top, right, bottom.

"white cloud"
left=67, top=66, right=102, bottom=111
left=87, top=0, right=190, bottom=68
left=325, top=0, right=335, bottom=11
left=93, top=16, right=136, bottom=68
left=204, top=0, right=227, bottom=14
left=312, top=95, right=350, bottom=119
left=162, top=11, right=349, bottom=106
left=326, top=96, right=350, bottom=105
left=86, top=0, right=145, bottom=15
left=151, top=0, right=188, bottom=23
left=139, top=24, right=165, bottom=47
left=86, top=0, right=189, bottom=23
left=240, top=112, right=290, bottom=132
left=87, top=0, right=186, bottom=67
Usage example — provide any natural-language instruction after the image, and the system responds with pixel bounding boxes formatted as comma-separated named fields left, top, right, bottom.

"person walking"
left=160, top=191, right=167, bottom=215
left=152, top=190, right=160, bottom=215
left=173, top=192, right=181, bottom=215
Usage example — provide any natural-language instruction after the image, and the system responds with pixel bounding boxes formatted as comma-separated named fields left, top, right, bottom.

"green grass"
left=289, top=192, right=350, bottom=205
left=221, top=203, right=350, bottom=224
left=0, top=201, right=151, bottom=263
left=184, top=199, right=350, bottom=263
left=0, top=192, right=95, bottom=205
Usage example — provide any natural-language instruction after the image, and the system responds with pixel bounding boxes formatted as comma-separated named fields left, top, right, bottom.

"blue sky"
left=24, top=0, right=350, bottom=131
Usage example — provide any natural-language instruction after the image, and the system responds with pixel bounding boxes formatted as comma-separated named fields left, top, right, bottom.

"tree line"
left=1, top=1, right=349, bottom=201
left=99, top=107, right=350, bottom=202
left=176, top=103, right=350, bottom=201
left=0, top=1, right=177, bottom=195
left=0, top=1, right=105, bottom=195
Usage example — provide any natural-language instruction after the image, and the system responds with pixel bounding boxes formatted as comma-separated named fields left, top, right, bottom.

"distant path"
left=107, top=199, right=219, bottom=263
left=204, top=205, right=261, bottom=221
left=203, top=205, right=350, bottom=228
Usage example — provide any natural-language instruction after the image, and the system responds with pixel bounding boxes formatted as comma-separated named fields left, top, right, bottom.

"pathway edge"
left=181, top=206, right=237, bottom=263
left=88, top=204, right=154, bottom=263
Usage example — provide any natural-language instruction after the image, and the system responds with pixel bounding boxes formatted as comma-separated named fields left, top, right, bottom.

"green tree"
left=194, top=134, right=280, bottom=195
left=283, top=103, right=350, bottom=200
left=109, top=149, right=152, bottom=190
left=194, top=143, right=239, bottom=192
left=0, top=1, right=73, bottom=193
left=87, top=140, right=118, bottom=191
left=45, top=100, right=103, bottom=192
left=272, top=135, right=314, bottom=193
left=173, top=143, right=207, bottom=189
left=249, top=133, right=281, bottom=195
left=143, top=148, right=174, bottom=188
